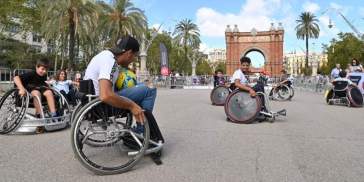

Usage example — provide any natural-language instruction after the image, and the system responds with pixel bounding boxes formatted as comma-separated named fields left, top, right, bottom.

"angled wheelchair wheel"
left=325, top=89, right=334, bottom=105
left=0, top=89, right=28, bottom=134
left=347, top=86, right=363, bottom=107
left=224, top=90, right=261, bottom=124
left=42, top=90, right=71, bottom=131
left=71, top=98, right=150, bottom=175
left=210, top=86, right=230, bottom=105
left=274, top=85, right=291, bottom=101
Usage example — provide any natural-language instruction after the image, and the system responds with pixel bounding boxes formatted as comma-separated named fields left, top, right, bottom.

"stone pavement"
left=1, top=89, right=364, bottom=182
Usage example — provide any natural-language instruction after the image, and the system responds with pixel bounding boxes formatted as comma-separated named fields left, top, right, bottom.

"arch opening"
left=244, top=49, right=266, bottom=68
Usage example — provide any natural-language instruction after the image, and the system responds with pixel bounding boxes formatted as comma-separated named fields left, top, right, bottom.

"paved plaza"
left=1, top=89, right=364, bottom=182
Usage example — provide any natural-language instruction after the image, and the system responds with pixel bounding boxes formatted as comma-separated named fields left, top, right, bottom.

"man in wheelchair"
left=225, top=57, right=286, bottom=123
left=326, top=71, right=363, bottom=107
left=13, top=58, right=59, bottom=119
left=230, top=57, right=266, bottom=110
left=81, top=36, right=164, bottom=168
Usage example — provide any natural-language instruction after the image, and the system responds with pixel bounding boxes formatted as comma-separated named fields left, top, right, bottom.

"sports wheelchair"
left=267, top=80, right=294, bottom=101
left=70, top=80, right=164, bottom=175
left=325, top=80, right=363, bottom=107
left=0, top=87, right=71, bottom=134
left=224, top=88, right=287, bottom=124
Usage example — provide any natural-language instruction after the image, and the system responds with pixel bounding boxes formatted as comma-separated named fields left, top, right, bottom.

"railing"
left=292, top=76, right=331, bottom=93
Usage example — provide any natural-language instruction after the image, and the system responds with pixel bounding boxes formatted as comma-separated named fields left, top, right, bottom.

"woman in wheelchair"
left=326, top=71, right=363, bottom=107
left=48, top=69, right=79, bottom=105
left=71, top=36, right=164, bottom=175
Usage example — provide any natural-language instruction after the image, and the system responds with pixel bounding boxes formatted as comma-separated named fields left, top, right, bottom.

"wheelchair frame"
left=0, top=88, right=71, bottom=134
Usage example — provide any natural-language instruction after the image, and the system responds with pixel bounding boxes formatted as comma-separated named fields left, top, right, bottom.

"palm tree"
left=295, top=12, right=320, bottom=74
left=41, top=0, right=99, bottom=70
left=97, top=0, right=147, bottom=46
left=173, top=19, right=201, bottom=72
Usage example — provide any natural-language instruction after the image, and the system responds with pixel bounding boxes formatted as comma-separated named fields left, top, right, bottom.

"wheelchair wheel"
left=71, top=98, right=150, bottom=175
left=224, top=90, right=261, bottom=124
left=0, top=89, right=28, bottom=134
left=274, top=85, right=291, bottom=101
left=210, top=86, right=230, bottom=105
left=347, top=86, right=363, bottom=107
left=289, top=86, right=295, bottom=100
left=325, top=89, right=334, bottom=105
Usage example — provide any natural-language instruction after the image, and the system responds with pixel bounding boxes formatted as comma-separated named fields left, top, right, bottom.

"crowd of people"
left=331, top=58, right=363, bottom=79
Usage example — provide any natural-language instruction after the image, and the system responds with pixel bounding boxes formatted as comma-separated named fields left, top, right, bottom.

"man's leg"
left=118, top=85, right=157, bottom=112
left=31, top=90, right=42, bottom=115
left=43, top=90, right=56, bottom=113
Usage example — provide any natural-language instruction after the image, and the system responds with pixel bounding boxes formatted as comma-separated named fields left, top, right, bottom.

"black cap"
left=112, top=36, right=140, bottom=55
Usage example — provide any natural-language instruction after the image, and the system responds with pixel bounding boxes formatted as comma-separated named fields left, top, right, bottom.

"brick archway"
left=225, top=29, right=284, bottom=76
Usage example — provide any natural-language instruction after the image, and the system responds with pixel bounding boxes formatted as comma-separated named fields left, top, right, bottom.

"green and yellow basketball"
left=116, top=68, right=137, bottom=90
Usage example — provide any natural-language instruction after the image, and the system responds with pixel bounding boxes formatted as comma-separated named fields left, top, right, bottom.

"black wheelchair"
left=325, top=80, right=363, bottom=107
left=0, top=87, right=71, bottom=134
left=70, top=80, right=164, bottom=175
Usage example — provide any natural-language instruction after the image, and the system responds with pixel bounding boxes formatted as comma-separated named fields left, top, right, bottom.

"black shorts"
left=27, top=86, right=51, bottom=94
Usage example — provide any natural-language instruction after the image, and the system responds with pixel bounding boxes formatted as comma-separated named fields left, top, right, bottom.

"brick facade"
left=225, top=30, right=284, bottom=77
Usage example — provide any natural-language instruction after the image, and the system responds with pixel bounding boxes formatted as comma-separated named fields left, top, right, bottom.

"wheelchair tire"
left=325, top=89, right=334, bottom=105
left=347, top=86, right=363, bottom=107
left=71, top=98, right=150, bottom=175
left=0, top=89, right=28, bottom=134
left=224, top=90, right=261, bottom=124
left=289, top=86, right=294, bottom=100
left=210, top=86, right=230, bottom=106
left=274, top=84, right=291, bottom=101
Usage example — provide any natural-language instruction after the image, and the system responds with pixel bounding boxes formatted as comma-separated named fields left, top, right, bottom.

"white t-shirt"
left=84, top=50, right=119, bottom=95
left=230, top=69, right=248, bottom=84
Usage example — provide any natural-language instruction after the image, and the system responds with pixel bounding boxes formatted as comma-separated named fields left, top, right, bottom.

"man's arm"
left=13, top=76, right=27, bottom=96
left=234, top=79, right=256, bottom=97
left=98, top=79, right=145, bottom=123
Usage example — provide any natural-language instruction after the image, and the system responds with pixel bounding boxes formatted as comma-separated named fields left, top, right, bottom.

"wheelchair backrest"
left=79, top=80, right=95, bottom=95
left=333, top=80, right=349, bottom=91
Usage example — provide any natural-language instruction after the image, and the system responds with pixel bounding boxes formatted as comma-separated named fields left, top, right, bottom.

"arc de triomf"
left=225, top=25, right=284, bottom=77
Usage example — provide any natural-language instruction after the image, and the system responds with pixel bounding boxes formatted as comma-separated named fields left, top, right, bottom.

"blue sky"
left=130, top=0, right=364, bottom=54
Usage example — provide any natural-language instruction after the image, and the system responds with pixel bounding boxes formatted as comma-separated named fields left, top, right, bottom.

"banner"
left=159, top=43, right=169, bottom=76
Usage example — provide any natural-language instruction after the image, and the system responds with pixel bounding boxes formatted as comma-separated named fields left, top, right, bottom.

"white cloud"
left=199, top=43, right=212, bottom=54
left=196, top=0, right=288, bottom=37
left=303, top=1, right=320, bottom=13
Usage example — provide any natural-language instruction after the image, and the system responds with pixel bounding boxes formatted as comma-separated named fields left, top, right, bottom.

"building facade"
left=284, top=51, right=328, bottom=76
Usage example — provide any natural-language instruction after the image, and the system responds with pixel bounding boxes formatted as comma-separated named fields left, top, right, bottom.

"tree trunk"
left=305, top=35, right=309, bottom=75
left=68, top=9, right=75, bottom=71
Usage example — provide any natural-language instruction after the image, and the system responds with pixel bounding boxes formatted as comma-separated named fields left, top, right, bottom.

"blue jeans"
left=118, top=85, right=157, bottom=112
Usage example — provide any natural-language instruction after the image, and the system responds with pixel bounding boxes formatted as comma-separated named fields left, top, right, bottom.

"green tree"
left=196, top=59, right=212, bottom=75
left=323, top=33, right=364, bottom=74
left=97, top=0, right=147, bottom=45
left=173, top=19, right=201, bottom=73
left=41, top=0, right=99, bottom=70
left=295, top=12, right=320, bottom=75
left=215, top=61, right=226, bottom=74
